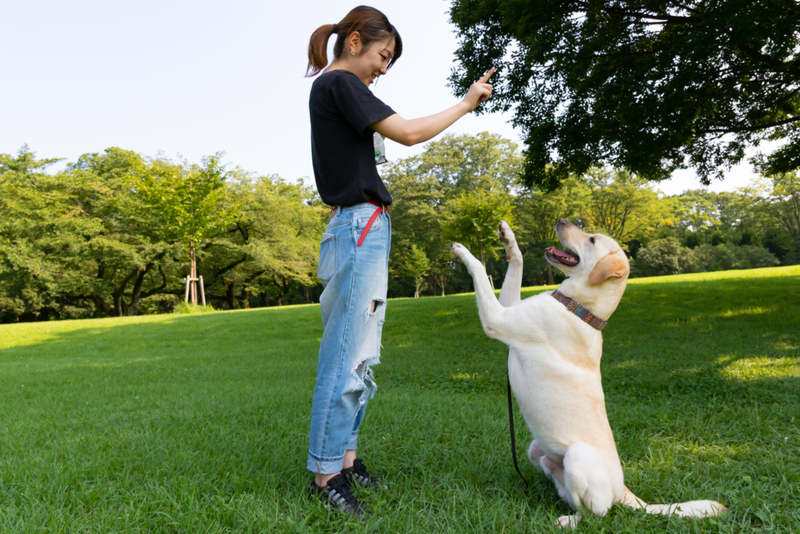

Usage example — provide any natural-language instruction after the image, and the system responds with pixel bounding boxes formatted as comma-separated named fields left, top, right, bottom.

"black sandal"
left=309, top=473, right=370, bottom=517
left=342, top=458, right=387, bottom=490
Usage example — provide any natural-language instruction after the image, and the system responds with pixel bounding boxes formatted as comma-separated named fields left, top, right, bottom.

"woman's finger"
left=477, top=66, right=496, bottom=84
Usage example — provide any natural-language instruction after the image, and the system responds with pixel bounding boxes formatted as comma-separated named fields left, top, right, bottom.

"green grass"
left=0, top=265, right=798, bottom=533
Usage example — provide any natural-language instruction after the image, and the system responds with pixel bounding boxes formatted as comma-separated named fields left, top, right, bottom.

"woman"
left=305, top=5, right=493, bottom=516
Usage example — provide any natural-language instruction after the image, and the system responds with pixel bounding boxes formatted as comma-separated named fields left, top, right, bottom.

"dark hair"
left=306, top=6, right=402, bottom=77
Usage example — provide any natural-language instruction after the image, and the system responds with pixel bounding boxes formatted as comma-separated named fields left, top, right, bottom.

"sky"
left=1, top=0, right=768, bottom=196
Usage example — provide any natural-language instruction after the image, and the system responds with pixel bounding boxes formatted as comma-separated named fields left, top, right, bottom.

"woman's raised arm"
left=372, top=67, right=495, bottom=147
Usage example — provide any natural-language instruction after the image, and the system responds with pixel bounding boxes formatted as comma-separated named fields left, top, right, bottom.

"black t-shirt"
left=309, top=70, right=396, bottom=207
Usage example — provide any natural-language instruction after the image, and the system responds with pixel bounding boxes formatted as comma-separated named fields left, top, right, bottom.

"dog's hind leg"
left=620, top=484, right=728, bottom=518
left=536, top=453, right=586, bottom=529
left=527, top=440, right=546, bottom=472
left=498, top=221, right=523, bottom=307
left=549, top=443, right=617, bottom=528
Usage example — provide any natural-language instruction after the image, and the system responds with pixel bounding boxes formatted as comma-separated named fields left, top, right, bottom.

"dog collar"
left=551, top=290, right=608, bottom=331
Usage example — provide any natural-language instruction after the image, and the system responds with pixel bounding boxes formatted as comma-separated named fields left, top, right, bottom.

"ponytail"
left=306, top=24, right=337, bottom=77
left=305, top=6, right=403, bottom=77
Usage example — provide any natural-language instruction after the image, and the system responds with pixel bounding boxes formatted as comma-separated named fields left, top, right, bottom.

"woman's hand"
left=371, top=66, right=497, bottom=146
left=461, top=67, right=495, bottom=112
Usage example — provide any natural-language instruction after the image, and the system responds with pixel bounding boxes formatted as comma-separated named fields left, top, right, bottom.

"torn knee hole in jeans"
left=347, top=359, right=377, bottom=399
left=364, top=298, right=384, bottom=322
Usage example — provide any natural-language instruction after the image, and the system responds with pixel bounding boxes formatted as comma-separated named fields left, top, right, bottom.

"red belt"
left=357, top=201, right=385, bottom=246
left=330, top=201, right=386, bottom=247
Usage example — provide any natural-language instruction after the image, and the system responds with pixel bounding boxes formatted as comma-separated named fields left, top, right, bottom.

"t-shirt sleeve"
left=330, top=73, right=396, bottom=137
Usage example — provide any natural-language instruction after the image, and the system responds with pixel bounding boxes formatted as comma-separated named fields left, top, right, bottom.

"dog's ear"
left=589, top=252, right=629, bottom=284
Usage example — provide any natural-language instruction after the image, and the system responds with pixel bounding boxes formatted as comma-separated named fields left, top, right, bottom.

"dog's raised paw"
left=498, top=222, right=510, bottom=244
left=498, top=221, right=522, bottom=262
left=451, top=243, right=471, bottom=263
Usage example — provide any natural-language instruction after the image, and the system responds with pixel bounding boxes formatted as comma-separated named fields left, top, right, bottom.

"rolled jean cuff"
left=307, top=452, right=344, bottom=475
left=347, top=431, right=359, bottom=451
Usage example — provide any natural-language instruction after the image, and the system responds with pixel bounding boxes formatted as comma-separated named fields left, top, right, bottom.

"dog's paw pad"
left=498, top=221, right=521, bottom=262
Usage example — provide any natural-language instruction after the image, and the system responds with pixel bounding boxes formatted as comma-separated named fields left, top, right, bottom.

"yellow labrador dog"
left=451, top=218, right=726, bottom=528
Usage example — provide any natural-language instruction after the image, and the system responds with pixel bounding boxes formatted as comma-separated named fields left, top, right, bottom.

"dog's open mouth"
left=545, top=246, right=580, bottom=267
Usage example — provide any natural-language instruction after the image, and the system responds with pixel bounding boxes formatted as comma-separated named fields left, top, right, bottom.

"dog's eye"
left=590, top=237, right=596, bottom=244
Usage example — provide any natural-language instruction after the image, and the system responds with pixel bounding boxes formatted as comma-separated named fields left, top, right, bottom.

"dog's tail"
left=621, top=487, right=727, bottom=518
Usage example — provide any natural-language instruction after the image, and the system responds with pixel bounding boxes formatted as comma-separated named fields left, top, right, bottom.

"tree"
left=671, top=188, right=766, bottom=244
left=0, top=146, right=89, bottom=321
left=672, top=190, right=724, bottom=237
left=449, top=0, right=800, bottom=191
left=69, top=148, right=179, bottom=316
left=398, top=245, right=430, bottom=298
left=207, top=174, right=326, bottom=308
left=0, top=146, right=179, bottom=321
left=131, top=153, right=238, bottom=305
left=582, top=168, right=674, bottom=244
left=756, top=171, right=800, bottom=242
left=752, top=171, right=800, bottom=263
left=411, top=132, right=523, bottom=195
left=634, top=237, right=693, bottom=276
left=441, top=188, right=515, bottom=268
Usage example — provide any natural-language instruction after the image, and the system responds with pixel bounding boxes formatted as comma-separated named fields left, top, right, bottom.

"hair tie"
left=332, top=23, right=338, bottom=33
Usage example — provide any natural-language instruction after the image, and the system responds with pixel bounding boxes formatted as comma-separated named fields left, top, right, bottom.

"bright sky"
left=2, top=0, right=765, bottom=197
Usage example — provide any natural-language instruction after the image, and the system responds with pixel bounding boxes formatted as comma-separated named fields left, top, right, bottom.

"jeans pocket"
left=355, top=213, right=384, bottom=234
left=317, top=233, right=337, bottom=284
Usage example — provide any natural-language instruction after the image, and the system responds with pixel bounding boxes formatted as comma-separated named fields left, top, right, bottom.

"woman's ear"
left=348, top=31, right=362, bottom=55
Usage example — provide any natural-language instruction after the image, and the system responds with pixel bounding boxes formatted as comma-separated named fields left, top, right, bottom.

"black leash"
left=507, top=375, right=529, bottom=488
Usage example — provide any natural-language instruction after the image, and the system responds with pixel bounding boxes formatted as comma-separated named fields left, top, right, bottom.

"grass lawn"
left=0, top=265, right=799, bottom=533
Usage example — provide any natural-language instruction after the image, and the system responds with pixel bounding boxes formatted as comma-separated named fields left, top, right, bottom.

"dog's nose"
left=557, top=218, right=568, bottom=226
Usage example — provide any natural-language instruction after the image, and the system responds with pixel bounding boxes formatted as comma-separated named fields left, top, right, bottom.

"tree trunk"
left=128, top=265, right=152, bottom=316
left=190, top=245, right=198, bottom=305
left=93, top=265, right=137, bottom=317
left=225, top=282, right=236, bottom=309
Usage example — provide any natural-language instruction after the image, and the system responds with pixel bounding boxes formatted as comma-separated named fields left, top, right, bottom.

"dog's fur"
left=451, top=219, right=726, bottom=528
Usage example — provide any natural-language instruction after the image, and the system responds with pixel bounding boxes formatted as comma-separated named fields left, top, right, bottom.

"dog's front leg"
left=451, top=243, right=513, bottom=342
left=498, top=221, right=523, bottom=308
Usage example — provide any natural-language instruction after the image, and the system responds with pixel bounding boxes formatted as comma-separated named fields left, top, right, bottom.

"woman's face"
left=352, top=37, right=395, bottom=87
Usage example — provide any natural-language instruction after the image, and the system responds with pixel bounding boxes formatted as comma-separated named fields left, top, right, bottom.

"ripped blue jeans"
left=307, top=203, right=390, bottom=475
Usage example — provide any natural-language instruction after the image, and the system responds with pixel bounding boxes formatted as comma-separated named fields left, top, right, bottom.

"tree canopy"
left=0, top=146, right=326, bottom=322
left=448, top=0, right=800, bottom=191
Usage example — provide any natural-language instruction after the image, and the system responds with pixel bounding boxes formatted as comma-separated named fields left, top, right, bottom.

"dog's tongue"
left=547, top=247, right=573, bottom=259
left=546, top=246, right=579, bottom=264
